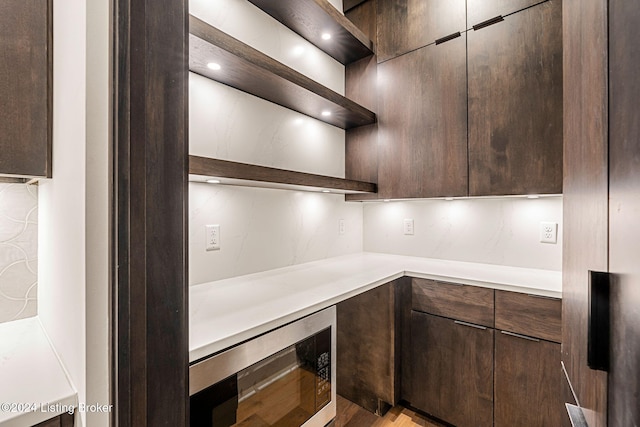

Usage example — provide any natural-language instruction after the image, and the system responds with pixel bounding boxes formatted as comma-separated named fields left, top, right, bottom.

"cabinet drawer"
left=495, top=290, right=561, bottom=342
left=412, top=278, right=494, bottom=327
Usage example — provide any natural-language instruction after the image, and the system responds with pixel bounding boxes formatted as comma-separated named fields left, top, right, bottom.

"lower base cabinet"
left=408, top=311, right=494, bottom=427
left=33, top=413, right=74, bottom=427
left=494, top=331, right=563, bottom=426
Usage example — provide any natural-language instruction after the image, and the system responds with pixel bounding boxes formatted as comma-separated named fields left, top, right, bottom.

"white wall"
left=38, top=0, right=110, bottom=425
left=188, top=0, right=362, bottom=285
left=363, top=197, right=563, bottom=271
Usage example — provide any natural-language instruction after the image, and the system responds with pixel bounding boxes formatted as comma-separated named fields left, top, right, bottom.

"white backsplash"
left=363, top=197, right=563, bottom=271
left=189, top=184, right=363, bottom=284
left=0, top=184, right=38, bottom=323
left=190, top=73, right=345, bottom=176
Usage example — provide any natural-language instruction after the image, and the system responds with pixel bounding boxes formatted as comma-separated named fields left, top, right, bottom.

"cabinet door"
left=495, top=331, right=563, bottom=427
left=468, top=0, right=562, bottom=196
left=337, top=279, right=404, bottom=415
left=378, top=38, right=467, bottom=199
left=408, top=311, right=493, bottom=427
left=467, top=0, right=542, bottom=28
left=0, top=0, right=52, bottom=178
left=377, top=0, right=466, bottom=62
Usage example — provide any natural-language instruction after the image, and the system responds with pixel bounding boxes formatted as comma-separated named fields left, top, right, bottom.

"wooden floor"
left=336, top=395, right=448, bottom=427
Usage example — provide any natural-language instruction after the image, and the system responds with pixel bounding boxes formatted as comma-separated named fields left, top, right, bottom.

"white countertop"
left=190, top=252, right=562, bottom=362
left=0, top=317, right=76, bottom=427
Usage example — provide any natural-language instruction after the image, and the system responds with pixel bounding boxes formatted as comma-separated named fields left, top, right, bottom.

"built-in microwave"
left=189, top=306, right=336, bottom=427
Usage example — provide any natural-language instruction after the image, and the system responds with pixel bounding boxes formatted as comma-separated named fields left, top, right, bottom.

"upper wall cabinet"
left=376, top=0, right=466, bottom=62
left=377, top=38, right=468, bottom=199
left=467, top=0, right=543, bottom=27
left=468, top=0, right=562, bottom=196
left=0, top=0, right=52, bottom=179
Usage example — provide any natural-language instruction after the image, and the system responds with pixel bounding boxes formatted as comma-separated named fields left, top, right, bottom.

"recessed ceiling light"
left=321, top=111, right=331, bottom=117
left=206, top=179, right=221, bottom=184
left=207, top=62, right=221, bottom=70
left=321, top=33, right=332, bottom=40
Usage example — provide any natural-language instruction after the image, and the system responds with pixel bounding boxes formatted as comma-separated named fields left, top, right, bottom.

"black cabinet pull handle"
left=454, top=320, right=487, bottom=330
left=472, top=15, right=504, bottom=31
left=501, top=330, right=540, bottom=342
left=588, top=270, right=610, bottom=371
left=435, top=32, right=461, bottom=45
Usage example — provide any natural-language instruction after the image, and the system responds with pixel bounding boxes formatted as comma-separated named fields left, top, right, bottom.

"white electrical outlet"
left=539, top=222, right=558, bottom=244
left=338, top=219, right=346, bottom=235
left=403, top=219, right=414, bottom=235
left=206, top=224, right=220, bottom=251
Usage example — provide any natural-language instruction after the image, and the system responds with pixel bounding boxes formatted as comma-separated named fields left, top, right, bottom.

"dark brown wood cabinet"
left=336, top=278, right=408, bottom=415
left=376, top=0, right=466, bottom=63
left=377, top=38, right=468, bottom=199
left=467, top=0, right=542, bottom=27
left=405, top=281, right=564, bottom=426
left=0, top=0, right=52, bottom=178
left=467, top=0, right=563, bottom=196
left=493, top=291, right=563, bottom=427
left=494, top=331, right=562, bottom=427
left=33, top=413, right=74, bottom=427
left=345, top=0, right=563, bottom=200
left=408, top=310, right=494, bottom=427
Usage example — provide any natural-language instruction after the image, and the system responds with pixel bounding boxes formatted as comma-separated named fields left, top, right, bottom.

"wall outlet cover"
left=338, top=219, right=345, bottom=235
left=539, top=221, right=558, bottom=244
left=206, top=224, right=220, bottom=251
left=403, top=219, right=414, bottom=235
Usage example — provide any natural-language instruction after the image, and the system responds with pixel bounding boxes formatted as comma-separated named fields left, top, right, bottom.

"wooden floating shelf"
left=246, top=0, right=375, bottom=64
left=189, top=15, right=376, bottom=130
left=189, top=155, right=377, bottom=195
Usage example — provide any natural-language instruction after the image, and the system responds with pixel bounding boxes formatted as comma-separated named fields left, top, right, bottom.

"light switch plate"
left=540, top=221, right=557, bottom=244
left=206, top=224, right=220, bottom=251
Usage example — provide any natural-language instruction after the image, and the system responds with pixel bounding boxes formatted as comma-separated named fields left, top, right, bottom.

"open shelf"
left=189, top=155, right=377, bottom=194
left=189, top=15, right=376, bottom=130
left=246, top=0, right=375, bottom=64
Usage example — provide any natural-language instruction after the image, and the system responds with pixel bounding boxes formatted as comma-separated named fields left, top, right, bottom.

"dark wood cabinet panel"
left=408, top=311, right=493, bottom=427
left=377, top=39, right=468, bottom=199
left=607, top=0, right=640, bottom=424
left=467, top=0, right=543, bottom=28
left=468, top=0, right=562, bottom=196
left=33, top=413, right=74, bottom=427
left=495, top=290, right=561, bottom=343
left=0, top=0, right=51, bottom=178
left=494, top=332, right=563, bottom=427
left=412, top=278, right=494, bottom=327
left=376, top=0, right=466, bottom=62
left=345, top=1, right=379, bottom=201
left=561, top=0, right=609, bottom=425
left=337, top=279, right=406, bottom=415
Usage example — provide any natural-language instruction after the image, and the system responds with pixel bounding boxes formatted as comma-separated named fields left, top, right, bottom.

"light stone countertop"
left=190, top=252, right=562, bottom=362
left=0, top=317, right=76, bottom=427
